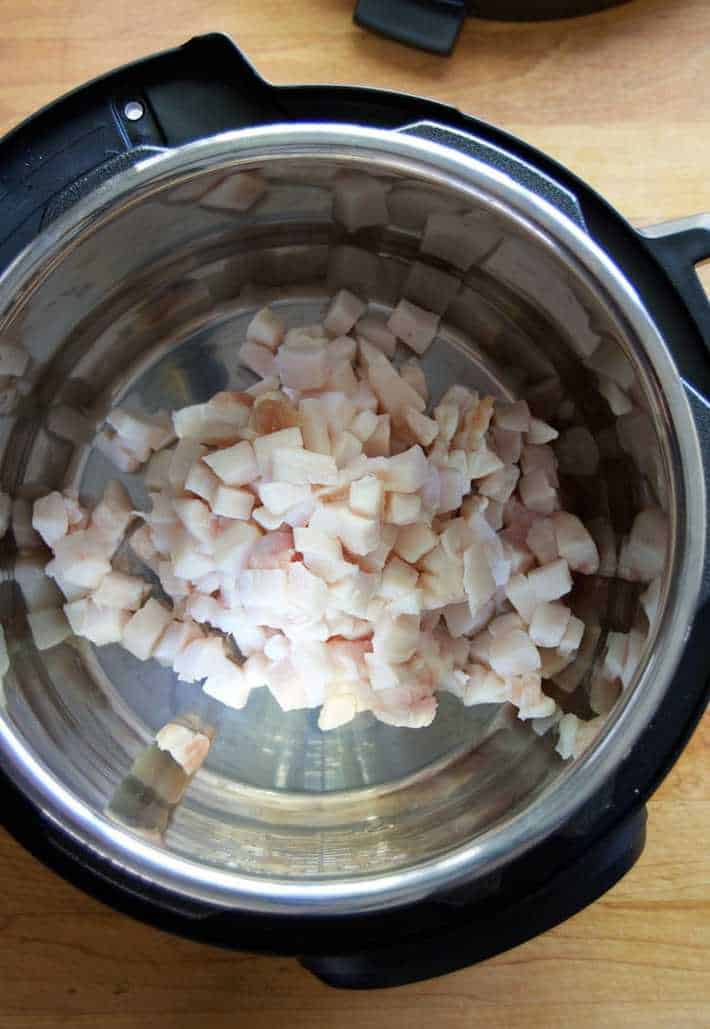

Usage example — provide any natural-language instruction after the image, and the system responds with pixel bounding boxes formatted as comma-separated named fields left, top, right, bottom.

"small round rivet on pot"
left=123, top=100, right=144, bottom=122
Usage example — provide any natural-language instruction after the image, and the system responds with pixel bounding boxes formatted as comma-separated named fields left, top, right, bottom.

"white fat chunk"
left=387, top=299, right=439, bottom=355
left=64, top=598, right=130, bottom=645
left=246, top=306, right=286, bottom=351
left=488, top=628, right=540, bottom=677
left=205, top=440, right=259, bottom=485
left=528, top=601, right=571, bottom=648
left=32, top=492, right=69, bottom=547
left=323, top=289, right=367, bottom=337
left=356, top=315, right=397, bottom=357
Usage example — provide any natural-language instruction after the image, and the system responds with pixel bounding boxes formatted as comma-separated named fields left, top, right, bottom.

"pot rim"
left=0, top=123, right=704, bottom=915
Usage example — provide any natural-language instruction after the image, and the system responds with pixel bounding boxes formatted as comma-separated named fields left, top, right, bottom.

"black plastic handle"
left=0, top=33, right=285, bottom=273
left=303, top=806, right=647, bottom=988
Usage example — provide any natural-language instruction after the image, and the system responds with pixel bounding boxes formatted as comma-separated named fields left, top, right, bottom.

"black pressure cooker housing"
left=0, top=34, right=707, bottom=989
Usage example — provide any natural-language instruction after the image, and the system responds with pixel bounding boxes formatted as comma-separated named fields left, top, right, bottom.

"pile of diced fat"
left=12, top=289, right=668, bottom=761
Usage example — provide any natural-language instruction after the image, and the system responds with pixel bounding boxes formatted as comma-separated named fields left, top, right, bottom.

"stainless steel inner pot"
left=0, top=125, right=703, bottom=915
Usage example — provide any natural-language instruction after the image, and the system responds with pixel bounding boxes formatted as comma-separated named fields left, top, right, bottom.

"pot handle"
left=0, top=33, right=284, bottom=273
left=302, top=806, right=647, bottom=989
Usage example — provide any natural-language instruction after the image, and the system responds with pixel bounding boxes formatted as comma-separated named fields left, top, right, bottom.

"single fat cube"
left=551, top=511, right=600, bottom=574
left=276, top=338, right=329, bottom=391
left=377, top=445, right=428, bottom=493
left=299, top=398, right=331, bottom=455
left=350, top=475, right=384, bottom=519
left=271, top=447, right=338, bottom=485
left=494, top=399, right=530, bottom=432
left=359, top=340, right=425, bottom=416
left=463, top=542, right=496, bottom=615
left=154, top=620, right=205, bottom=668
left=519, top=468, right=558, bottom=515
left=489, top=628, right=541, bottom=677
left=384, top=491, right=421, bottom=525
left=212, top=485, right=255, bottom=520
left=400, top=361, right=428, bottom=402
left=172, top=402, right=246, bottom=447
left=505, top=573, right=538, bottom=623
left=478, top=465, right=520, bottom=505
left=95, top=430, right=141, bottom=473
left=394, top=522, right=437, bottom=564
left=201, top=171, right=267, bottom=212
left=107, top=408, right=174, bottom=454
left=253, top=428, right=302, bottom=477
left=527, top=558, right=573, bottom=603
left=172, top=538, right=215, bottom=582
left=421, top=212, right=492, bottom=270
left=331, top=431, right=363, bottom=469
left=246, top=306, right=286, bottom=351
left=169, top=440, right=208, bottom=492
left=122, top=598, right=173, bottom=661
left=32, top=492, right=69, bottom=547
left=526, top=517, right=559, bottom=566
left=27, top=607, right=71, bottom=651
left=323, top=289, right=366, bottom=337
left=398, top=406, right=438, bottom=447
left=93, top=571, right=150, bottom=611
left=205, top=440, right=259, bottom=486
left=355, top=315, right=397, bottom=357
left=333, top=171, right=389, bottom=232
left=372, top=613, right=420, bottom=664
left=213, top=520, right=261, bottom=573
left=63, top=598, right=130, bottom=645
left=49, top=530, right=112, bottom=590
left=387, top=299, right=439, bottom=355
left=526, top=417, right=558, bottom=445
left=528, top=601, right=571, bottom=648
left=258, top=481, right=312, bottom=516
left=468, top=444, right=504, bottom=480
left=155, top=721, right=213, bottom=775
left=363, top=414, right=391, bottom=458
left=239, top=339, right=277, bottom=379
left=184, top=460, right=221, bottom=507
left=379, top=555, right=418, bottom=600
left=349, top=409, right=378, bottom=444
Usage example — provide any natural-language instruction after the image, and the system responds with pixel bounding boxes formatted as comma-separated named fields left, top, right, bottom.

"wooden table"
left=0, top=0, right=708, bottom=1025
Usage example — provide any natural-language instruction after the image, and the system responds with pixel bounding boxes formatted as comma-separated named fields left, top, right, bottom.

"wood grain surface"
left=0, top=0, right=708, bottom=1025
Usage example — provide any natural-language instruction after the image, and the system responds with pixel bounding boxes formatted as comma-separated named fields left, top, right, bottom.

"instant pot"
left=0, top=33, right=708, bottom=989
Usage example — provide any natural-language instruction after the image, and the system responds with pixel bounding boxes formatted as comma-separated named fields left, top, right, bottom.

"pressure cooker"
left=0, top=33, right=707, bottom=988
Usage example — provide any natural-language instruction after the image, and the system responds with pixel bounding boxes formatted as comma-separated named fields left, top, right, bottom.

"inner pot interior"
left=0, top=135, right=679, bottom=896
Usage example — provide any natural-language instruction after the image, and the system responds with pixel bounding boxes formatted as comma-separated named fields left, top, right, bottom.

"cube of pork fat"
left=527, top=558, right=573, bottom=603
left=356, top=315, right=398, bottom=358
left=358, top=340, right=425, bottom=415
left=350, top=475, right=384, bottom=519
left=526, top=417, right=559, bottom=445
left=95, top=429, right=141, bottom=473
left=494, top=400, right=530, bottom=433
left=200, top=171, right=267, bottom=212
left=93, top=571, right=150, bottom=611
left=32, top=492, right=69, bottom=547
left=64, top=598, right=130, bottom=645
left=619, top=508, right=668, bottom=582
left=239, top=339, right=277, bottom=380
left=271, top=448, right=338, bottom=486
left=393, top=522, right=438, bottom=564
left=275, top=339, right=329, bottom=391
left=246, top=307, right=286, bottom=351
left=155, top=721, right=213, bottom=775
left=519, top=468, right=558, bottom=515
left=526, top=517, right=559, bottom=566
left=204, top=440, right=259, bottom=486
left=252, top=428, right=302, bottom=477
left=298, top=398, right=331, bottom=455
left=528, top=601, right=571, bottom=648
left=122, top=599, right=173, bottom=661
left=48, top=530, right=112, bottom=590
left=387, top=299, right=440, bottom=355
left=551, top=512, right=600, bottom=574
left=323, top=289, right=367, bottom=337
left=211, top=485, right=255, bottom=520
left=363, top=414, right=391, bottom=458
left=169, top=440, right=208, bottom=492
left=489, top=628, right=541, bottom=677
left=333, top=172, right=389, bottom=233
